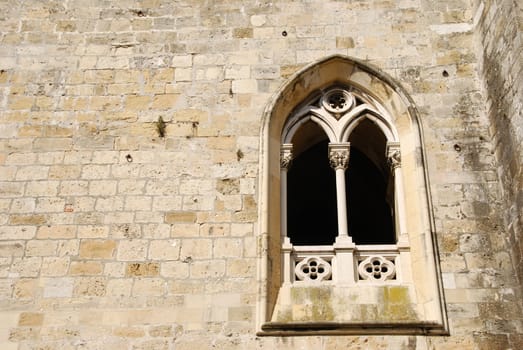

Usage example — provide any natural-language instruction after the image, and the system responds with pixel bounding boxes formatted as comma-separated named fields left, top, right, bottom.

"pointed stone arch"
left=256, top=55, right=448, bottom=335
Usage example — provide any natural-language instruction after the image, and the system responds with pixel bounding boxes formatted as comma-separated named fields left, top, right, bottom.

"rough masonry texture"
left=0, top=0, right=522, bottom=349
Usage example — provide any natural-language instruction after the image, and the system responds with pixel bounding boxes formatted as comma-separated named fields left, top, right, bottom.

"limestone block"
left=0, top=226, right=36, bottom=240
left=43, top=277, right=73, bottom=298
left=73, top=277, right=107, bottom=296
left=37, top=226, right=76, bottom=239
left=148, top=240, right=180, bottom=260
left=106, top=279, right=133, bottom=297
left=25, top=240, right=58, bottom=256
left=231, top=79, right=258, bottom=93
left=41, top=257, right=70, bottom=276
left=160, top=261, right=189, bottom=279
left=180, top=239, right=212, bottom=260
left=190, top=260, right=225, bottom=279
left=213, top=238, right=242, bottom=258
left=117, top=240, right=148, bottom=261
left=79, top=240, right=116, bottom=259
left=132, top=277, right=165, bottom=296
left=70, top=261, right=103, bottom=275
left=77, top=225, right=109, bottom=238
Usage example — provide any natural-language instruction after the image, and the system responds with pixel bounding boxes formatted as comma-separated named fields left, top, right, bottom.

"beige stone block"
left=0, top=241, right=24, bottom=257
left=8, top=327, right=39, bottom=342
left=148, top=324, right=175, bottom=337
left=49, top=165, right=82, bottom=179
left=152, top=94, right=179, bottom=109
left=117, top=240, right=147, bottom=261
left=25, top=181, right=59, bottom=196
left=113, top=326, right=145, bottom=338
left=336, top=36, right=355, bottom=48
left=70, top=261, right=103, bottom=275
left=18, top=312, right=44, bottom=326
left=89, top=180, right=117, bottom=196
left=160, top=261, right=189, bottom=279
left=13, top=279, right=36, bottom=299
left=172, top=55, right=193, bottom=67
left=124, top=196, right=152, bottom=211
left=231, top=79, right=258, bottom=93
left=175, top=68, right=192, bottom=81
left=81, top=164, right=110, bottom=179
left=59, top=180, right=89, bottom=196
left=0, top=226, right=36, bottom=240
left=73, top=277, right=107, bottom=296
left=43, top=277, right=73, bottom=298
left=41, top=257, right=69, bottom=276
left=152, top=196, right=182, bottom=211
left=105, top=262, right=126, bottom=278
left=118, top=179, right=146, bottom=194
left=9, top=214, right=47, bottom=225
left=106, top=278, right=133, bottom=297
left=79, top=240, right=116, bottom=259
left=227, top=258, right=255, bottom=277
left=149, top=240, right=180, bottom=260
left=11, top=257, right=41, bottom=277
left=190, top=260, right=225, bottom=279
left=77, top=225, right=109, bottom=238
left=125, top=95, right=151, bottom=111
left=8, top=96, right=34, bottom=110
left=57, top=240, right=79, bottom=257
left=170, top=224, right=199, bottom=238
left=132, top=278, right=165, bottom=296
left=15, top=165, right=49, bottom=180
left=34, top=138, right=72, bottom=151
left=25, top=240, right=57, bottom=256
left=126, top=262, right=160, bottom=277
left=180, top=239, right=212, bottom=260
left=165, top=211, right=196, bottom=223
left=10, top=198, right=36, bottom=213
left=37, top=225, right=76, bottom=239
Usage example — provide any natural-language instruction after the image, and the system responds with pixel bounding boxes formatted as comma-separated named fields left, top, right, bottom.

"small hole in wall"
left=281, top=30, right=287, bottom=37
left=442, top=70, right=449, bottom=77
left=126, top=154, right=133, bottom=162
left=453, top=144, right=461, bottom=152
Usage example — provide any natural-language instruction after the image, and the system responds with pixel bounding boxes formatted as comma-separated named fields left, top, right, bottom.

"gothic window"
left=257, top=55, right=448, bottom=335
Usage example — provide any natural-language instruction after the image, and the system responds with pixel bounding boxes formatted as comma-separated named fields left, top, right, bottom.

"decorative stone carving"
left=280, top=144, right=293, bottom=170
left=329, top=148, right=350, bottom=170
left=321, top=88, right=354, bottom=117
left=295, top=256, right=332, bottom=282
left=387, top=143, right=401, bottom=170
left=357, top=255, right=396, bottom=281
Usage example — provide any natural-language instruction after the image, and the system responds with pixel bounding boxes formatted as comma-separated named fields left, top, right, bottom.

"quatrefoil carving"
left=358, top=256, right=396, bottom=281
left=295, top=257, right=332, bottom=282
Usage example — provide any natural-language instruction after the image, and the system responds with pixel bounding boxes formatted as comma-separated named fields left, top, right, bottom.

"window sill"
left=258, top=320, right=449, bottom=336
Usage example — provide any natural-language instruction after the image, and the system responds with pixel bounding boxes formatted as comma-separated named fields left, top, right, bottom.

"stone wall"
left=0, top=0, right=522, bottom=349
left=477, top=0, right=523, bottom=288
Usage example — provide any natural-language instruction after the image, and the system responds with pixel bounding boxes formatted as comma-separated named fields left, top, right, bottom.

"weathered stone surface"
left=0, top=0, right=522, bottom=349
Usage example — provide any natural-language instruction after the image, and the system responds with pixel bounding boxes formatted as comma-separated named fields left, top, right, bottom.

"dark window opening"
left=288, top=139, right=337, bottom=245
left=346, top=147, right=394, bottom=244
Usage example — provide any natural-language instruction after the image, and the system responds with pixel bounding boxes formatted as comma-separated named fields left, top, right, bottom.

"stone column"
left=329, top=143, right=356, bottom=284
left=387, top=142, right=408, bottom=246
left=328, top=143, right=352, bottom=240
left=280, top=144, right=293, bottom=284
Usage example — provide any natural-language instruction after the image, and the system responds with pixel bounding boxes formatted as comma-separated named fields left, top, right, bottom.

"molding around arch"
left=256, top=55, right=448, bottom=335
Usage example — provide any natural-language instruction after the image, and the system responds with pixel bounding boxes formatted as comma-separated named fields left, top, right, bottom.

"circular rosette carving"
left=358, top=256, right=396, bottom=281
left=321, top=88, right=354, bottom=116
left=295, top=257, right=332, bottom=282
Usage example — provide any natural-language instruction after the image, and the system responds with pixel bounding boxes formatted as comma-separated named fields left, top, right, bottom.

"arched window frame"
left=256, top=55, right=448, bottom=335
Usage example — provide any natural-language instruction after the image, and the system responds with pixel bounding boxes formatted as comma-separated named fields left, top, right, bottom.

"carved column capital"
left=328, top=143, right=350, bottom=170
left=386, top=142, right=401, bottom=170
left=280, top=144, right=293, bottom=170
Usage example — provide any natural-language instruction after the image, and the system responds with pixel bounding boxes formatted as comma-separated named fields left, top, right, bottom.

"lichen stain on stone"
left=379, top=286, right=418, bottom=321
left=290, top=286, right=335, bottom=321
